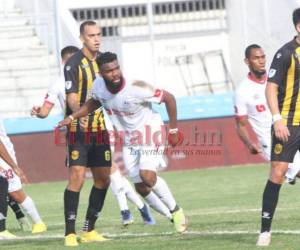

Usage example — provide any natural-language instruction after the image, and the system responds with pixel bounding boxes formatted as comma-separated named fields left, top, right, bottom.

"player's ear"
left=244, top=58, right=249, bottom=66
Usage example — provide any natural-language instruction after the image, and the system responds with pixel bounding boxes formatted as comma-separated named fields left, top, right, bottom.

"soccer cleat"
left=80, top=230, right=109, bottom=243
left=64, top=233, right=78, bottom=247
left=256, top=232, right=271, bottom=246
left=139, top=204, right=155, bottom=225
left=286, top=177, right=296, bottom=185
left=172, top=207, right=188, bottom=233
left=18, top=217, right=32, bottom=232
left=0, top=230, right=17, bottom=240
left=121, top=209, right=134, bottom=226
left=31, top=222, right=47, bottom=234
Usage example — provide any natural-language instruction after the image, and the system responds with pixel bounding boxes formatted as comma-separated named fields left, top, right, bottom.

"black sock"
left=170, top=204, right=180, bottom=213
left=64, top=189, right=80, bottom=236
left=8, top=196, right=25, bottom=219
left=0, top=177, right=8, bottom=232
left=261, top=180, right=281, bottom=233
left=83, top=186, right=107, bottom=232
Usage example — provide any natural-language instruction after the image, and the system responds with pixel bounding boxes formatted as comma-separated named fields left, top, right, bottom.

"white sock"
left=286, top=152, right=300, bottom=179
left=20, top=196, right=42, bottom=224
left=110, top=170, right=129, bottom=211
left=152, top=176, right=177, bottom=211
left=145, top=191, right=172, bottom=219
left=122, top=177, right=144, bottom=209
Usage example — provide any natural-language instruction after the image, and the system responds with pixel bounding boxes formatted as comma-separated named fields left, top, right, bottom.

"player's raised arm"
left=58, top=98, right=101, bottom=127
left=31, top=103, right=53, bottom=118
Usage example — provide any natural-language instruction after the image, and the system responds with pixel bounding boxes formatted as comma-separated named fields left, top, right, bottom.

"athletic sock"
left=152, top=176, right=177, bottom=211
left=110, top=171, right=129, bottom=211
left=8, top=196, right=25, bottom=219
left=122, top=177, right=144, bottom=209
left=286, top=162, right=300, bottom=180
left=0, top=177, right=8, bottom=231
left=64, top=189, right=80, bottom=236
left=20, top=196, right=42, bottom=224
left=261, top=180, right=281, bottom=233
left=144, top=191, right=172, bottom=219
left=83, top=186, right=107, bottom=232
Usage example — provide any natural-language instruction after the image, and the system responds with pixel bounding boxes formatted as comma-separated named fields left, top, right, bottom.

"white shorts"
left=122, top=115, right=167, bottom=183
left=0, top=142, right=22, bottom=193
left=123, top=144, right=167, bottom=183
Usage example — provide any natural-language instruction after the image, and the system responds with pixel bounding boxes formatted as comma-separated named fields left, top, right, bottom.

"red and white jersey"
left=92, top=77, right=164, bottom=134
left=0, top=118, right=15, bottom=160
left=234, top=73, right=271, bottom=148
left=44, top=75, right=65, bottom=110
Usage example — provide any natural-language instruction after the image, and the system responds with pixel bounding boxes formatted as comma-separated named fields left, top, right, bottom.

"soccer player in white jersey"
left=58, top=52, right=188, bottom=233
left=31, top=46, right=79, bottom=118
left=234, top=44, right=300, bottom=183
left=31, top=46, right=158, bottom=226
left=0, top=118, right=47, bottom=236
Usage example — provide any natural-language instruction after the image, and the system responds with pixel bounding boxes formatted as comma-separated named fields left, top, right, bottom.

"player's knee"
left=135, top=183, right=151, bottom=197
left=9, top=190, right=26, bottom=203
left=140, top=170, right=157, bottom=188
left=94, top=178, right=110, bottom=189
left=68, top=171, right=85, bottom=191
left=270, top=163, right=288, bottom=183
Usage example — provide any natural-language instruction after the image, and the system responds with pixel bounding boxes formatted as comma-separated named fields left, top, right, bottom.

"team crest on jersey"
left=71, top=150, right=79, bottom=160
left=274, top=143, right=283, bottom=154
left=65, top=81, right=72, bottom=90
left=268, top=69, right=276, bottom=78
left=276, top=53, right=282, bottom=59
left=66, top=65, right=71, bottom=71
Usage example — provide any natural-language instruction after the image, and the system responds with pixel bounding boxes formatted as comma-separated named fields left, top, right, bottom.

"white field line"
left=187, top=206, right=300, bottom=216
left=3, top=230, right=300, bottom=242
left=42, top=206, right=300, bottom=220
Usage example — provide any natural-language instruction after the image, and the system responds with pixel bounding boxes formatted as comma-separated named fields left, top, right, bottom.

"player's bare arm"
left=162, top=90, right=180, bottom=146
left=58, top=98, right=101, bottom=127
left=266, top=81, right=290, bottom=142
left=66, top=93, right=81, bottom=112
left=31, top=102, right=54, bottom=118
left=67, top=93, right=90, bottom=129
left=235, top=116, right=261, bottom=154
left=0, top=139, right=28, bottom=183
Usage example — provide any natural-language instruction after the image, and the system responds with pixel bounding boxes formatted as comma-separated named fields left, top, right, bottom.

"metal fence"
left=71, top=0, right=227, bottom=39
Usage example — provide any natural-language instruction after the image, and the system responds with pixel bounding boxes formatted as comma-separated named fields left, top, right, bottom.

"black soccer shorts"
left=271, top=126, right=300, bottom=162
left=66, top=131, right=111, bottom=168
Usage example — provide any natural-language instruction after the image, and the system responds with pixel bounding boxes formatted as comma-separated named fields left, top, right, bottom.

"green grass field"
left=3, top=164, right=300, bottom=250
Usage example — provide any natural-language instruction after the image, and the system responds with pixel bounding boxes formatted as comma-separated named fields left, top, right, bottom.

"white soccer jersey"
left=0, top=118, right=21, bottom=192
left=44, top=75, right=65, bottom=110
left=92, top=78, right=164, bottom=134
left=234, top=74, right=271, bottom=158
left=0, top=118, right=14, bottom=154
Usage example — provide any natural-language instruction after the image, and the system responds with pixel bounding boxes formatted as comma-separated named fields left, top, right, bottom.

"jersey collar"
left=247, top=72, right=266, bottom=84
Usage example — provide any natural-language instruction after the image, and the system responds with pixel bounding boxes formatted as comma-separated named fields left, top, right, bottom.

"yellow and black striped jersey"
left=64, top=50, right=105, bottom=132
left=268, top=37, right=300, bottom=126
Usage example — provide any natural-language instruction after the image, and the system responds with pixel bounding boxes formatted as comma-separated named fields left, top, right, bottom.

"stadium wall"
left=7, top=93, right=265, bottom=183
